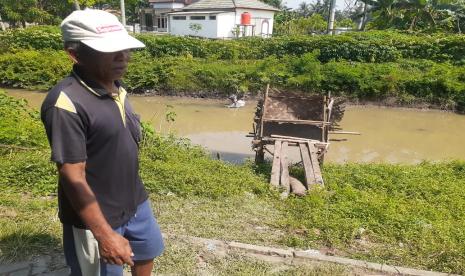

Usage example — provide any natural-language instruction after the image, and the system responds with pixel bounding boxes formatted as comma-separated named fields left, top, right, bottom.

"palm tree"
left=297, top=2, right=312, bottom=17
left=356, top=0, right=401, bottom=29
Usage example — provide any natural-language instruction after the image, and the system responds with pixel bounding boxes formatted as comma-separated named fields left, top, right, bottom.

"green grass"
left=1, top=90, right=464, bottom=273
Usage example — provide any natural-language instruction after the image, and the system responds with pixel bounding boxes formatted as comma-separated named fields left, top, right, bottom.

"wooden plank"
left=280, top=141, right=290, bottom=195
left=270, top=140, right=282, bottom=187
left=329, top=131, right=361, bottom=135
left=299, top=142, right=316, bottom=188
left=308, top=142, right=324, bottom=186
left=267, top=136, right=329, bottom=149
left=262, top=118, right=331, bottom=126
left=271, top=134, right=321, bottom=143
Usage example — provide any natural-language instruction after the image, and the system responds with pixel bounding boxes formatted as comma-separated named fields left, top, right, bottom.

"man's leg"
left=131, top=259, right=154, bottom=276
left=125, top=200, right=164, bottom=275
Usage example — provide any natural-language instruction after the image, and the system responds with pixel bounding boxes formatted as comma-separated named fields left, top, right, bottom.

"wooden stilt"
left=270, top=140, right=282, bottom=187
left=299, top=142, right=316, bottom=189
left=308, top=142, right=324, bottom=186
left=280, top=141, right=290, bottom=195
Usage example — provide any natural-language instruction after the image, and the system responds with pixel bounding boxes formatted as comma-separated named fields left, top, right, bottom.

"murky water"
left=6, top=89, right=465, bottom=164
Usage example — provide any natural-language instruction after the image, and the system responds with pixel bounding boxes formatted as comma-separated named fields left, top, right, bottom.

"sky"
left=283, top=0, right=352, bottom=10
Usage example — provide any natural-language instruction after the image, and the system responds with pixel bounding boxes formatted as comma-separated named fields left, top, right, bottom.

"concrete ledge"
left=0, top=262, right=31, bottom=275
left=172, top=234, right=457, bottom=276
left=228, top=241, right=293, bottom=258
left=294, top=251, right=451, bottom=276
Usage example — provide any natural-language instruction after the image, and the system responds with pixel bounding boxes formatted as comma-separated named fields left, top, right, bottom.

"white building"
left=140, top=0, right=279, bottom=38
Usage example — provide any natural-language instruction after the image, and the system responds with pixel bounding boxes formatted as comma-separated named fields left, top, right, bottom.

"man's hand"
left=98, top=231, right=134, bottom=266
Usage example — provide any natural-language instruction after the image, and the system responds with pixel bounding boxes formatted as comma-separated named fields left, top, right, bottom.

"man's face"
left=76, top=45, right=131, bottom=82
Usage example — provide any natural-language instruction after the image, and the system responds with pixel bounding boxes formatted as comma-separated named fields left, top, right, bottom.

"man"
left=41, top=9, right=164, bottom=276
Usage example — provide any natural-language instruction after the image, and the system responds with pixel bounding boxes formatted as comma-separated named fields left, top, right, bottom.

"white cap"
left=61, top=9, right=145, bottom=53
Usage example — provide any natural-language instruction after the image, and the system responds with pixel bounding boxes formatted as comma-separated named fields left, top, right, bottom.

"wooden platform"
left=270, top=139, right=324, bottom=195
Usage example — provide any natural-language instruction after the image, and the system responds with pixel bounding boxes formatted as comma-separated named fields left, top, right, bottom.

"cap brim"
left=81, top=35, right=145, bottom=53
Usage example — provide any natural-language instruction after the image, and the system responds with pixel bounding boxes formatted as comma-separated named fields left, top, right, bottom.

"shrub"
left=0, top=90, right=47, bottom=148
left=2, top=49, right=465, bottom=111
left=3, top=27, right=464, bottom=63
left=0, top=26, right=62, bottom=53
left=0, top=50, right=71, bottom=90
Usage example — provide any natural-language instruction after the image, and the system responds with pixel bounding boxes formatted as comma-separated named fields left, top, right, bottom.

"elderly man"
left=41, top=9, right=163, bottom=276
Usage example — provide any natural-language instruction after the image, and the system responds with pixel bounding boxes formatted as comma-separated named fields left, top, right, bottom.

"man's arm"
left=58, top=162, right=134, bottom=266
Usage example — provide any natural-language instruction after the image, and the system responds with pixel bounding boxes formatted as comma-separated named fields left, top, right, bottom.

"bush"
left=0, top=50, right=71, bottom=90
left=139, top=133, right=270, bottom=198
left=0, top=90, right=47, bottom=148
left=2, top=49, right=465, bottom=111
left=0, top=26, right=62, bottom=53
left=3, top=27, right=465, bottom=63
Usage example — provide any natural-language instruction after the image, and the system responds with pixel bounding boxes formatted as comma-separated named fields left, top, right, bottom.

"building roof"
left=183, top=0, right=279, bottom=11
left=149, top=0, right=184, bottom=3
left=168, top=11, right=229, bottom=15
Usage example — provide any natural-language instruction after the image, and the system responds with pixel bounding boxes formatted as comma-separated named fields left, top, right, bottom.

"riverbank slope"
left=1, top=90, right=464, bottom=274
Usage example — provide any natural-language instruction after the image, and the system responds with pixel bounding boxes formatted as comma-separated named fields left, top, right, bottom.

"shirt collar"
left=71, top=65, right=122, bottom=98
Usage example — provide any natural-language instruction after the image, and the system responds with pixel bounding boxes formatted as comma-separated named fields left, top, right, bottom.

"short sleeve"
left=42, top=104, right=87, bottom=164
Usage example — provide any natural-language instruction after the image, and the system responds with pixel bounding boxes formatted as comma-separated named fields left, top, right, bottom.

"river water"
left=6, top=89, right=465, bottom=164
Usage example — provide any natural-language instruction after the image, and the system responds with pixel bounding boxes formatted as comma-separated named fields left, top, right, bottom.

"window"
left=209, top=15, right=216, bottom=20
left=173, top=16, right=187, bottom=20
left=190, top=16, right=206, bottom=20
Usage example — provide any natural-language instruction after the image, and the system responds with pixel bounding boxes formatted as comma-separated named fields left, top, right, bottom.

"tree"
left=260, top=0, right=284, bottom=9
left=356, top=0, right=464, bottom=31
left=309, top=0, right=332, bottom=20
left=0, top=0, right=100, bottom=28
left=275, top=14, right=327, bottom=34
left=297, top=2, right=313, bottom=17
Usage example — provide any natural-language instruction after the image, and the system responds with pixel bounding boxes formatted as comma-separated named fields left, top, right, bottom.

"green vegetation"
left=0, top=90, right=47, bottom=147
left=2, top=27, right=465, bottom=62
left=1, top=28, right=465, bottom=113
left=0, top=90, right=464, bottom=274
left=2, top=48, right=465, bottom=112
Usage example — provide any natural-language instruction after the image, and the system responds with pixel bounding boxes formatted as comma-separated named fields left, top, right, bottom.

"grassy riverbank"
left=0, top=90, right=464, bottom=274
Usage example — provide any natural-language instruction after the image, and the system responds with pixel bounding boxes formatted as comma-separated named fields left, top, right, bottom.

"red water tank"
left=241, top=12, right=251, bottom=25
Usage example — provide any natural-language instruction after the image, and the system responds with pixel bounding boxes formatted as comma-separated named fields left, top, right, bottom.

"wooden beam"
left=271, top=134, right=321, bottom=143
left=280, top=141, right=290, bottom=195
left=263, top=118, right=331, bottom=126
left=270, top=140, right=282, bottom=187
left=322, top=95, right=327, bottom=142
left=299, top=142, right=316, bottom=188
left=259, top=83, right=270, bottom=138
left=329, top=131, right=361, bottom=135
left=308, top=142, right=324, bottom=186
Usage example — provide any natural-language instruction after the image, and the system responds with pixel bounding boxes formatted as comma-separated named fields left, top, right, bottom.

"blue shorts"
left=63, top=200, right=164, bottom=276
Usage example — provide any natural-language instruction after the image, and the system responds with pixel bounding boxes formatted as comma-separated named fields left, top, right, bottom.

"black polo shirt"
left=41, top=66, right=148, bottom=228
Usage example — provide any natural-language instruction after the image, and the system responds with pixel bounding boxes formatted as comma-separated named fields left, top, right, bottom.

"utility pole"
left=327, top=0, right=337, bottom=35
left=0, top=13, right=6, bottom=31
left=73, top=0, right=81, bottom=10
left=121, top=0, right=126, bottom=26
left=357, top=1, right=368, bottom=30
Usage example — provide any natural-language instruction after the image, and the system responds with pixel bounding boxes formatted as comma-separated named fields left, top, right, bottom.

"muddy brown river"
left=6, top=89, right=465, bottom=164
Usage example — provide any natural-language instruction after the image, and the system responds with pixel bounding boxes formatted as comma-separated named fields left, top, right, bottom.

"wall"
left=235, top=8, right=275, bottom=37
left=216, top=12, right=236, bottom=38
left=169, top=13, right=218, bottom=38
